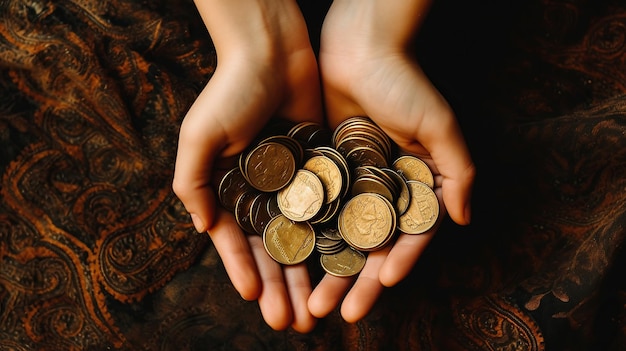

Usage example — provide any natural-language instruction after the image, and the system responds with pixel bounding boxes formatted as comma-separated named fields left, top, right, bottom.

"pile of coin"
left=217, top=116, right=439, bottom=277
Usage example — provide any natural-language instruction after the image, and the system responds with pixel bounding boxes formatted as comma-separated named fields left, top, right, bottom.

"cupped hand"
left=308, top=0, right=476, bottom=323
left=173, top=0, right=323, bottom=332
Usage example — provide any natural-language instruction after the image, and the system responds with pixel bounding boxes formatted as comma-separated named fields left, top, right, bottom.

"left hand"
left=307, top=0, right=475, bottom=322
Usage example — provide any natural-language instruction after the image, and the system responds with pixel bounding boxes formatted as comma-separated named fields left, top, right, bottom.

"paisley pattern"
left=0, top=0, right=624, bottom=350
left=0, top=0, right=212, bottom=348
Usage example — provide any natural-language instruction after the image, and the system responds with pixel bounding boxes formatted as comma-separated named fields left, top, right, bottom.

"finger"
left=308, top=274, right=354, bottom=318
left=283, top=264, right=317, bottom=333
left=340, top=248, right=388, bottom=323
left=381, top=84, right=473, bottom=226
left=424, top=114, right=475, bottom=226
left=208, top=209, right=262, bottom=301
left=173, top=84, right=228, bottom=232
left=173, top=65, right=278, bottom=232
left=365, top=62, right=476, bottom=225
left=249, top=235, right=294, bottom=331
left=379, top=233, right=433, bottom=287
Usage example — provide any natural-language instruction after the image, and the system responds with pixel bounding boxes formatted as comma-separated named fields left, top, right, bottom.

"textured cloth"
left=0, top=0, right=624, bottom=350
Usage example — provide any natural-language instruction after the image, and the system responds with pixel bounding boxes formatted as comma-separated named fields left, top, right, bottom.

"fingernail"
left=190, top=213, right=206, bottom=233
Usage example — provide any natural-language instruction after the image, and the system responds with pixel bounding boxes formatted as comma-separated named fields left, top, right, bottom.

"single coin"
left=320, top=227, right=343, bottom=241
left=245, top=141, right=296, bottom=192
left=306, top=128, right=333, bottom=148
left=351, top=175, right=395, bottom=204
left=335, top=136, right=383, bottom=156
left=372, top=191, right=398, bottom=250
left=392, top=155, right=434, bottom=188
left=263, top=215, right=316, bottom=265
left=398, top=180, right=439, bottom=234
left=316, top=146, right=351, bottom=199
left=303, top=155, right=343, bottom=204
left=308, top=201, right=333, bottom=225
left=261, top=135, right=304, bottom=166
left=309, top=198, right=342, bottom=225
left=338, top=193, right=395, bottom=251
left=266, top=194, right=282, bottom=218
left=345, top=146, right=388, bottom=168
left=277, top=169, right=325, bottom=222
left=234, top=190, right=259, bottom=234
left=249, top=193, right=276, bottom=235
left=320, top=246, right=367, bottom=277
left=218, top=167, right=252, bottom=212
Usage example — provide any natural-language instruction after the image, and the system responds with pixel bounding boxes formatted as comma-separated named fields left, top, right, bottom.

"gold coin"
left=277, top=169, right=325, bottom=222
left=382, top=168, right=411, bottom=215
left=315, top=235, right=347, bottom=255
left=320, top=246, right=366, bottom=277
left=338, top=193, right=395, bottom=251
left=266, top=193, right=282, bottom=218
left=309, top=198, right=342, bottom=225
left=249, top=193, right=276, bottom=235
left=345, top=146, right=388, bottom=168
left=218, top=167, right=252, bottom=212
left=245, top=141, right=296, bottom=192
left=260, top=135, right=304, bottom=166
left=398, top=180, right=439, bottom=234
left=288, top=121, right=321, bottom=141
left=320, top=227, right=343, bottom=241
left=351, top=175, right=395, bottom=204
left=234, top=190, right=259, bottom=234
left=303, top=155, right=343, bottom=204
left=263, top=215, right=315, bottom=265
left=288, top=121, right=330, bottom=148
left=392, top=155, right=434, bottom=188
left=315, top=146, right=351, bottom=199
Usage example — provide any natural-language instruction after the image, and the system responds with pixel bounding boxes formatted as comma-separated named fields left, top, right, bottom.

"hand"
left=308, top=0, right=475, bottom=322
left=173, top=0, right=323, bottom=332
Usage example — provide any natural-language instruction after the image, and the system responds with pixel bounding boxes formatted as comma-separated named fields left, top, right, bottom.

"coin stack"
left=217, top=116, right=439, bottom=277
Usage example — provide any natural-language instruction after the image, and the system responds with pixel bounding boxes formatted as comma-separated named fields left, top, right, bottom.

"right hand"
left=173, top=0, right=323, bottom=332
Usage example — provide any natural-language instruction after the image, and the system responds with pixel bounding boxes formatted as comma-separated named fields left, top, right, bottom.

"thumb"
left=421, top=110, right=475, bottom=225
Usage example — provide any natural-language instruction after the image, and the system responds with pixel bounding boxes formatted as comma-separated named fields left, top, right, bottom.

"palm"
left=307, top=2, right=472, bottom=322
left=173, top=2, right=323, bottom=332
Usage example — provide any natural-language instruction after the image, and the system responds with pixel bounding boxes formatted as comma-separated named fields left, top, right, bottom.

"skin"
left=173, top=0, right=322, bottom=332
left=308, top=0, right=475, bottom=322
left=173, top=0, right=475, bottom=332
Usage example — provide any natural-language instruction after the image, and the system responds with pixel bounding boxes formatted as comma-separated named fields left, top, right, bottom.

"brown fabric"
left=0, top=0, right=624, bottom=350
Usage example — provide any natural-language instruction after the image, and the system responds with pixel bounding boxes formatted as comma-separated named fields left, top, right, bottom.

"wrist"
left=194, top=0, right=310, bottom=63
left=323, top=0, right=432, bottom=51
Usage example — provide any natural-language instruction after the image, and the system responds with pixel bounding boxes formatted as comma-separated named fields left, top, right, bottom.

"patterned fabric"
left=0, top=0, right=624, bottom=350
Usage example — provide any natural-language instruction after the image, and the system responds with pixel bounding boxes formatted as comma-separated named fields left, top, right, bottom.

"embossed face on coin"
left=338, top=193, right=395, bottom=251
